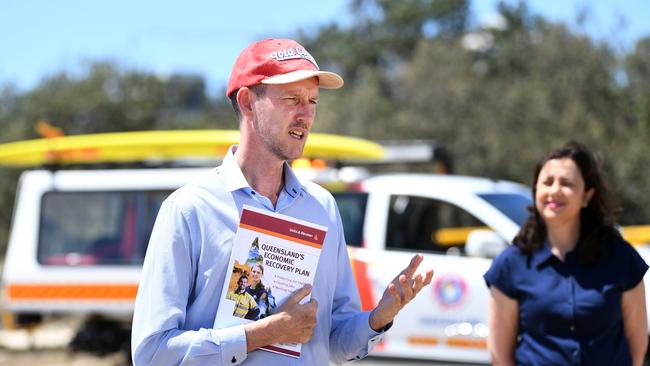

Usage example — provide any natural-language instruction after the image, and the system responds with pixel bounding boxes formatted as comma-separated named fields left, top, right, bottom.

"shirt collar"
left=222, top=145, right=306, bottom=197
left=282, top=160, right=305, bottom=198
left=530, top=242, right=554, bottom=268
left=223, top=146, right=250, bottom=192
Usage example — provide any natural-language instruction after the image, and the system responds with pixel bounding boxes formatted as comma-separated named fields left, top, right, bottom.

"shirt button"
left=569, top=325, right=575, bottom=332
left=231, top=356, right=237, bottom=363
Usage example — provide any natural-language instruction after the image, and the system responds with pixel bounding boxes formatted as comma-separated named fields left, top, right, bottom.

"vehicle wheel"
left=69, top=315, right=130, bottom=358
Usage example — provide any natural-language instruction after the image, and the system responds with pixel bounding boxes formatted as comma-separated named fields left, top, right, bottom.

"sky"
left=1, top=0, right=649, bottom=97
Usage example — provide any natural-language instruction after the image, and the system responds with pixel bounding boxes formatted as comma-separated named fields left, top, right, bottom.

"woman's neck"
left=546, top=219, right=581, bottom=262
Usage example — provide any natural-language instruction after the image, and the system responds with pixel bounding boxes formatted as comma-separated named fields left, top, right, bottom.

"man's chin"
left=280, top=149, right=306, bottom=162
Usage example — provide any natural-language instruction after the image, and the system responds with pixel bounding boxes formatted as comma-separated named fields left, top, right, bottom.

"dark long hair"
left=513, top=142, right=621, bottom=263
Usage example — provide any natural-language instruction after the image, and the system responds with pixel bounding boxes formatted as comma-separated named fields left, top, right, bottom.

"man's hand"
left=369, top=254, right=434, bottom=332
left=244, top=284, right=317, bottom=351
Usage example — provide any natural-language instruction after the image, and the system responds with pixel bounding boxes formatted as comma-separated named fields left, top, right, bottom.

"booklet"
left=213, top=204, right=327, bottom=358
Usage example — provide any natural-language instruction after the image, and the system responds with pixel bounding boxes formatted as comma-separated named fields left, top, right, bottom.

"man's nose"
left=296, top=101, right=316, bottom=123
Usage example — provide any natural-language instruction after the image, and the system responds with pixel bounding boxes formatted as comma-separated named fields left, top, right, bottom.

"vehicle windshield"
left=478, top=193, right=532, bottom=226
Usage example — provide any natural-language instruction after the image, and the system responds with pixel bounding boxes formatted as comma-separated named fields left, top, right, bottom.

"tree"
left=626, top=37, right=650, bottom=138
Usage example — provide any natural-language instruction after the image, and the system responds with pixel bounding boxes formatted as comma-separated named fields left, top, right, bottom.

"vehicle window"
left=385, top=195, right=487, bottom=255
left=478, top=193, right=532, bottom=226
left=38, top=190, right=171, bottom=266
left=332, top=192, right=368, bottom=247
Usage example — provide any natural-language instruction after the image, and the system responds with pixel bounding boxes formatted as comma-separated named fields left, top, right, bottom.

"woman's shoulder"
left=607, top=233, right=639, bottom=256
left=604, top=234, right=650, bottom=288
left=494, top=244, right=526, bottom=262
left=484, top=245, right=531, bottom=295
left=599, top=233, right=646, bottom=268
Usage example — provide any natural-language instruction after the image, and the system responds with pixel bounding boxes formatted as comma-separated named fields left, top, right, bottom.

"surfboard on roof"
left=0, top=130, right=385, bottom=167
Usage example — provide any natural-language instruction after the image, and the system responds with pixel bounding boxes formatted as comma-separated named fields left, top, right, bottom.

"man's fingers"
left=388, top=282, right=397, bottom=294
left=287, top=284, right=312, bottom=304
left=413, top=273, right=424, bottom=292
left=423, top=269, right=434, bottom=286
left=399, top=275, right=408, bottom=286
left=403, top=254, right=424, bottom=277
left=389, top=274, right=411, bottom=302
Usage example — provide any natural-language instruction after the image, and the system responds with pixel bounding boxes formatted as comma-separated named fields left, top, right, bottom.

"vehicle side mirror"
left=465, top=229, right=508, bottom=259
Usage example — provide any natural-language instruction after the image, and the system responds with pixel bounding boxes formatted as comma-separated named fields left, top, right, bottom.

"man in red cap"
left=132, top=38, right=433, bottom=365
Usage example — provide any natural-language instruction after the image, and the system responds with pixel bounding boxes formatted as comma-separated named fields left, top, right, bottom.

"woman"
left=484, top=142, right=648, bottom=365
left=245, top=263, right=276, bottom=320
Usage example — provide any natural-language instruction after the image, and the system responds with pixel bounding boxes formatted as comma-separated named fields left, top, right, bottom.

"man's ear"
left=236, top=87, right=254, bottom=116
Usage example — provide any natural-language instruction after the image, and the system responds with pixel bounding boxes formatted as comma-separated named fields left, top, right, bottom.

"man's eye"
left=310, top=99, right=319, bottom=105
left=282, top=97, right=299, bottom=105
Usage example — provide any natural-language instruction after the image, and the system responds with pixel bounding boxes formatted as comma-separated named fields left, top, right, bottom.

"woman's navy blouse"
left=484, top=237, right=648, bottom=365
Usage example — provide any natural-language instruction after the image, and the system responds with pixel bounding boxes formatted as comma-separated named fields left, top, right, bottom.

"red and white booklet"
left=213, top=204, right=327, bottom=358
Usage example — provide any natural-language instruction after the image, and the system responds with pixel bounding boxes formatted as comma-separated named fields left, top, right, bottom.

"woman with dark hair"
left=245, top=263, right=276, bottom=320
left=484, top=142, right=648, bottom=365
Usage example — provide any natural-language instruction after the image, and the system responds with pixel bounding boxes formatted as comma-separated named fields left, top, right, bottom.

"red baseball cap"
left=226, top=38, right=344, bottom=98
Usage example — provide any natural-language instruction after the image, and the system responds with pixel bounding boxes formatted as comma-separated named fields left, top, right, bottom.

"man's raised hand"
left=368, top=254, right=434, bottom=331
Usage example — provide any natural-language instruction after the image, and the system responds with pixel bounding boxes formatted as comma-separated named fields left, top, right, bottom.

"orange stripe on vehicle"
left=349, top=256, right=375, bottom=312
left=6, top=284, right=138, bottom=300
left=446, top=337, right=487, bottom=349
left=349, top=251, right=386, bottom=350
left=407, top=336, right=440, bottom=346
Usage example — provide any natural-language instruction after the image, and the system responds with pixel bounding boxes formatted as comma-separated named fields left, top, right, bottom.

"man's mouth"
left=289, top=130, right=304, bottom=139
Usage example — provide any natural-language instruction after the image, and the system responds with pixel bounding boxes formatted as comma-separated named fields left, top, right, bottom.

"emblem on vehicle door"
left=433, top=274, right=467, bottom=309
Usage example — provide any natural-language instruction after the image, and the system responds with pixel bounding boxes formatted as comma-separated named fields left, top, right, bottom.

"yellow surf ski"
left=0, top=130, right=384, bottom=167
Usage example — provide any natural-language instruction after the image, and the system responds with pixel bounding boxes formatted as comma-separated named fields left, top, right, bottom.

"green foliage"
left=626, top=38, right=650, bottom=137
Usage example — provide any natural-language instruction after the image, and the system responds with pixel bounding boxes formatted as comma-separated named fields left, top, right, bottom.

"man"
left=227, top=275, right=259, bottom=319
left=131, top=38, right=434, bottom=365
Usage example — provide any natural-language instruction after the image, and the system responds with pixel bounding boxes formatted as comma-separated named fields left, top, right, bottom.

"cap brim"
left=261, top=69, right=344, bottom=89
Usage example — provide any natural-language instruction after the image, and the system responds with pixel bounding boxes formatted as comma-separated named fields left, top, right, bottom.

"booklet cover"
left=214, top=204, right=327, bottom=358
